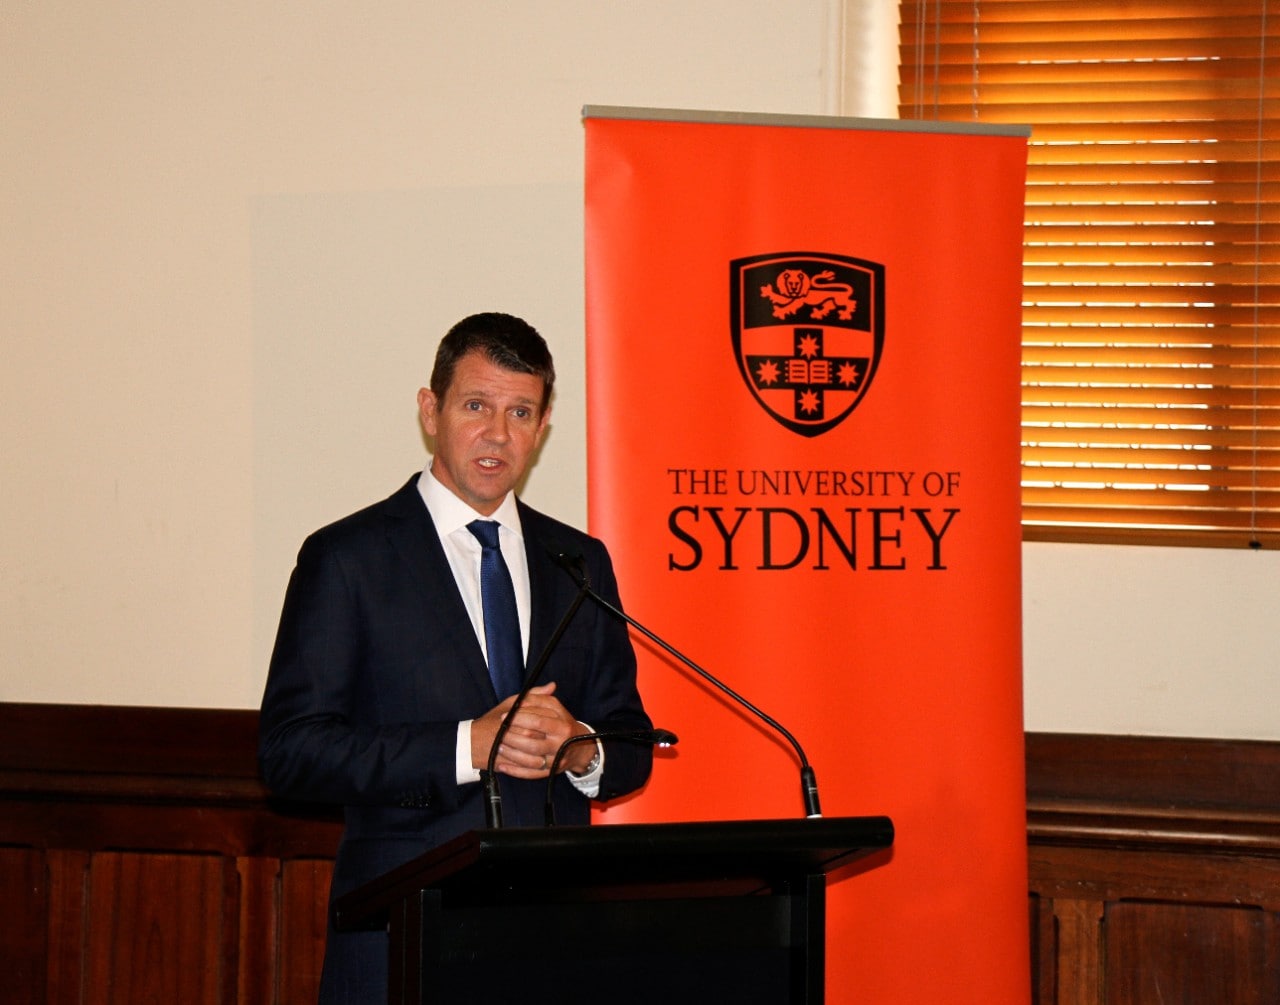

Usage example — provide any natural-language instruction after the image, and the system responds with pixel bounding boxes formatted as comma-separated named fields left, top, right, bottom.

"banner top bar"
left=582, top=105, right=1030, bottom=139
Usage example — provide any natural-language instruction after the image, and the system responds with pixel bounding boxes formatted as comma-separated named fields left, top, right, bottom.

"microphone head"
left=650, top=728, right=679, bottom=747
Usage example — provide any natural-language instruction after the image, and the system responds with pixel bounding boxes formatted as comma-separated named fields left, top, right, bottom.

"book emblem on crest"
left=731, top=252, right=885, bottom=437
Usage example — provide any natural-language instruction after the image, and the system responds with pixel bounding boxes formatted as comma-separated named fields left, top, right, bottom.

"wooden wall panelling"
left=279, top=858, right=335, bottom=1003
left=0, top=845, right=47, bottom=1005
left=1052, top=897, right=1104, bottom=1005
left=5, top=707, right=1280, bottom=1005
left=1103, top=901, right=1275, bottom=1005
left=0, top=703, right=342, bottom=1005
left=237, top=854, right=281, bottom=1005
left=1027, top=733, right=1280, bottom=1005
left=80, top=851, right=232, bottom=1005
left=1029, top=894, right=1056, bottom=1005
left=46, top=849, right=91, bottom=1005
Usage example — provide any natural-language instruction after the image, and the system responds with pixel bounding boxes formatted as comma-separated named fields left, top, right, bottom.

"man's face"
left=418, top=350, right=550, bottom=515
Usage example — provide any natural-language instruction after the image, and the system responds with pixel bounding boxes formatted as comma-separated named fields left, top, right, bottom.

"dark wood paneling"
left=0, top=703, right=340, bottom=1005
left=1103, top=902, right=1276, bottom=1005
left=81, top=852, right=231, bottom=1005
left=0, top=846, right=47, bottom=1005
left=280, top=858, right=334, bottom=1003
left=237, top=855, right=281, bottom=1005
left=0, top=703, right=340, bottom=856
left=1027, top=733, right=1280, bottom=1005
left=1026, top=733, right=1280, bottom=815
left=4, top=707, right=1280, bottom=1004
left=46, top=850, right=90, bottom=1005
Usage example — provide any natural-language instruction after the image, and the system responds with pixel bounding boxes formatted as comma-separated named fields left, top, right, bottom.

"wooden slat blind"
left=899, top=0, right=1279, bottom=548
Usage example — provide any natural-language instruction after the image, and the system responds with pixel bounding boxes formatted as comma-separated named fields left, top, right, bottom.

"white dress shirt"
left=417, top=464, right=602, bottom=795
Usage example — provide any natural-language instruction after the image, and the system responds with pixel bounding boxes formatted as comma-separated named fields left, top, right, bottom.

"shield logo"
left=731, top=252, right=885, bottom=437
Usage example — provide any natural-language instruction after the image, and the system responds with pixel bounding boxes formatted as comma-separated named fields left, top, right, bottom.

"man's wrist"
left=571, top=746, right=602, bottom=777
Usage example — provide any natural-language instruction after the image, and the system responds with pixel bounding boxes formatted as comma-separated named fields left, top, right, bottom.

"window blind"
left=899, top=0, right=1278, bottom=548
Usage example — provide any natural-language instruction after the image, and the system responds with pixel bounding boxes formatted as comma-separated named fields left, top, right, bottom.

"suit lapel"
left=381, top=475, right=494, bottom=698
left=520, top=504, right=577, bottom=680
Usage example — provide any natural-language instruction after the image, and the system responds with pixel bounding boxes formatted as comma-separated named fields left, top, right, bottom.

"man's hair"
left=429, top=312, right=555, bottom=411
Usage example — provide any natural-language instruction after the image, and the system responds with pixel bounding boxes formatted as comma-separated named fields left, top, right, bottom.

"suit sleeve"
left=258, top=531, right=462, bottom=812
left=576, top=537, right=654, bottom=803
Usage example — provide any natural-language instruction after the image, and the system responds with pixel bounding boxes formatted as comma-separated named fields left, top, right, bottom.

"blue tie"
left=467, top=520, right=525, bottom=699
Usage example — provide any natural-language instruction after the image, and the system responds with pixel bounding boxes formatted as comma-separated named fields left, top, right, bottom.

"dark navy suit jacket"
left=258, top=475, right=652, bottom=1002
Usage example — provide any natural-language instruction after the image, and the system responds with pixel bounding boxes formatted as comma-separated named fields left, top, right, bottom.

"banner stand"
left=585, top=106, right=1030, bottom=1004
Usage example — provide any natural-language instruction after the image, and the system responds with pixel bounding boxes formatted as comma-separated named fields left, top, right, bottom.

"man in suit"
left=259, top=312, right=653, bottom=1004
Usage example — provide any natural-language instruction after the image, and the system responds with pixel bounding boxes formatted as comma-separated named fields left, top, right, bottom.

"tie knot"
left=467, top=519, right=502, bottom=550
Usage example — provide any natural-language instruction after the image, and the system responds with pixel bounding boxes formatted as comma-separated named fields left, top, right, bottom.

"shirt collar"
left=417, top=463, right=523, bottom=539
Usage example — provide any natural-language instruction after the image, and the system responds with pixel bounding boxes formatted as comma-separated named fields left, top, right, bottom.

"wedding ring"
left=540, top=754, right=548, bottom=770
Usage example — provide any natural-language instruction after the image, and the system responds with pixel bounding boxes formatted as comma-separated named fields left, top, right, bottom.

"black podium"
left=333, top=815, right=894, bottom=1005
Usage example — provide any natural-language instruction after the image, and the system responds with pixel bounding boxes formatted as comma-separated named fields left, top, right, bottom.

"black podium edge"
left=333, top=814, right=894, bottom=932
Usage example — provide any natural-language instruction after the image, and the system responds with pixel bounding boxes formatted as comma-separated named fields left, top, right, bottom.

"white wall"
left=3, top=2, right=1276, bottom=738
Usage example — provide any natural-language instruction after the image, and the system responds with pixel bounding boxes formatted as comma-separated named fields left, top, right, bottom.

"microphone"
left=553, top=552, right=823, bottom=819
left=481, top=560, right=591, bottom=829
left=543, top=727, right=679, bottom=825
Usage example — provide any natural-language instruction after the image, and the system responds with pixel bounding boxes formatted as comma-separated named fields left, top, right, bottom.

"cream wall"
left=3, top=2, right=1276, bottom=738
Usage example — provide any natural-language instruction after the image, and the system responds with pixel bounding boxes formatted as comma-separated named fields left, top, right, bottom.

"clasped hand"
left=470, top=683, right=592, bottom=778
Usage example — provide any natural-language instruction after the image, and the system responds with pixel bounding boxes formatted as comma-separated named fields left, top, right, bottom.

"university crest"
left=731, top=252, right=885, bottom=437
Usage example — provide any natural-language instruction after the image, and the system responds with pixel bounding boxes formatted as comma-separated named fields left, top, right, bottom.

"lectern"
left=333, top=815, right=894, bottom=1005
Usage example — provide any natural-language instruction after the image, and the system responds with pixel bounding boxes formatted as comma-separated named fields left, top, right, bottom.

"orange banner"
left=585, top=109, right=1029, bottom=1004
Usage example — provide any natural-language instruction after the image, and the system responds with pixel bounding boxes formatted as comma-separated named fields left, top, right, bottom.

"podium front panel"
left=398, top=879, right=825, bottom=1005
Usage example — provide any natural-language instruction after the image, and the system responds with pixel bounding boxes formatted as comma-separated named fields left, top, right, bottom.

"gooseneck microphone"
left=481, top=569, right=591, bottom=829
left=553, top=552, right=823, bottom=819
left=544, top=727, right=679, bottom=825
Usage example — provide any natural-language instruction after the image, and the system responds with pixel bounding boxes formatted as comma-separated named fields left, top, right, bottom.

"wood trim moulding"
left=1, top=703, right=264, bottom=801
left=0, top=702, right=340, bottom=857
left=5, top=706, right=1280, bottom=860
left=1025, top=732, right=1280, bottom=857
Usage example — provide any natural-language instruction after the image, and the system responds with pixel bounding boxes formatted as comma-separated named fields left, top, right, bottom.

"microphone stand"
left=543, top=728, right=679, bottom=826
left=554, top=554, right=823, bottom=819
left=481, top=576, right=590, bottom=829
